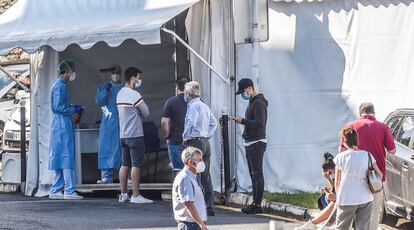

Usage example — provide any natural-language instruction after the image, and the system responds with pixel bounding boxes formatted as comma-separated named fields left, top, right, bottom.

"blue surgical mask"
left=184, top=94, right=190, bottom=103
left=241, top=92, right=250, bottom=101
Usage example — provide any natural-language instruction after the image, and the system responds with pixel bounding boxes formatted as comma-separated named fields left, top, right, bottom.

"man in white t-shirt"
left=116, top=67, right=152, bottom=204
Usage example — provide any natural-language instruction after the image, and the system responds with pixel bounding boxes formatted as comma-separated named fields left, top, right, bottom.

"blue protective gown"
left=95, top=82, right=123, bottom=169
left=49, top=77, right=76, bottom=170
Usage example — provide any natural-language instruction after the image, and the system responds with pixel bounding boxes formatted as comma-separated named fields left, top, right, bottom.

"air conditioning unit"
left=1, top=153, right=21, bottom=183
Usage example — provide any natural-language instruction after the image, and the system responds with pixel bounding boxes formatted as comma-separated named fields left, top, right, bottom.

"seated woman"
left=295, top=152, right=337, bottom=230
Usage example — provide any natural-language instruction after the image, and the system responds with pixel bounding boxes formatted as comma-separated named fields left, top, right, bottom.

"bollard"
left=269, top=220, right=285, bottom=230
left=20, top=100, right=27, bottom=184
left=220, top=114, right=231, bottom=191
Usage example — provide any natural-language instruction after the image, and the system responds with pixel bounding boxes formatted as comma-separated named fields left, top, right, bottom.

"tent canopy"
left=0, top=0, right=199, bottom=55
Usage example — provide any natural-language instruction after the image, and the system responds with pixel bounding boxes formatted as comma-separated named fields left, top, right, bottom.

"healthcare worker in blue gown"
left=95, top=65, right=123, bottom=184
left=48, top=60, right=84, bottom=200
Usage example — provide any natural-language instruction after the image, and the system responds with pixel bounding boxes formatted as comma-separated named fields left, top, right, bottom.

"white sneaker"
left=294, top=220, right=317, bottom=230
left=97, top=178, right=113, bottom=184
left=119, top=193, right=130, bottom=203
left=64, top=192, right=84, bottom=200
left=49, top=192, right=64, bottom=200
left=130, top=195, right=154, bottom=204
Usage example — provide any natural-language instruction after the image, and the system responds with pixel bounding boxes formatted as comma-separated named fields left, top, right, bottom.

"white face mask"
left=194, top=161, right=206, bottom=173
left=135, top=79, right=142, bottom=89
left=111, top=74, right=120, bottom=83
left=69, top=72, right=76, bottom=81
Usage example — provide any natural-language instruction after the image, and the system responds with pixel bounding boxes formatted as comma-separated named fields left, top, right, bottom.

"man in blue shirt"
left=172, top=147, right=208, bottom=230
left=182, top=81, right=217, bottom=216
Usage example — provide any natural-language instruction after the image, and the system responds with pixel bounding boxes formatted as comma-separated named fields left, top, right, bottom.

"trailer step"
left=76, top=183, right=172, bottom=192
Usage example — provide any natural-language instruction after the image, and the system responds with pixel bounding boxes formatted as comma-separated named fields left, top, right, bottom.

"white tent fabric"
left=0, top=0, right=199, bottom=55
left=236, top=0, right=414, bottom=192
left=26, top=47, right=58, bottom=196
left=186, top=0, right=231, bottom=192
left=274, top=0, right=324, bottom=2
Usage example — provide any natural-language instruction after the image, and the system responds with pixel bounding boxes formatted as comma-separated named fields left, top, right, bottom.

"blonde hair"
left=184, top=81, right=201, bottom=97
left=181, top=147, right=203, bottom=165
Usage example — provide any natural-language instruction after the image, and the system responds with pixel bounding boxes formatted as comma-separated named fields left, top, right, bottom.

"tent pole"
left=0, top=65, right=30, bottom=92
left=161, top=26, right=229, bottom=85
left=252, top=0, right=259, bottom=91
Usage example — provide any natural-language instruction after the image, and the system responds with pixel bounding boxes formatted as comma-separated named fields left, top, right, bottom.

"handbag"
left=366, top=152, right=383, bottom=193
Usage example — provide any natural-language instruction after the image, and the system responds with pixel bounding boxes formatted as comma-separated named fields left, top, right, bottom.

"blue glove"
left=105, top=83, right=112, bottom=92
left=74, top=105, right=82, bottom=113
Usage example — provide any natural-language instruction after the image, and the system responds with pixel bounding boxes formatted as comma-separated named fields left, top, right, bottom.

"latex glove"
left=105, top=83, right=112, bottom=92
left=74, top=105, right=82, bottom=114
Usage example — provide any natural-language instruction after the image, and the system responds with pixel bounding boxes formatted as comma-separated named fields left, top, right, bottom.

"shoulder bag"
left=366, top=152, right=383, bottom=193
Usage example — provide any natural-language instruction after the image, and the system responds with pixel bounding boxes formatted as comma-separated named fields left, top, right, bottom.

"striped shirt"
left=116, top=87, right=149, bottom=138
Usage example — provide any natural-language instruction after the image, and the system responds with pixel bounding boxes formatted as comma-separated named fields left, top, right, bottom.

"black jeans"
left=245, top=142, right=267, bottom=205
left=185, top=138, right=214, bottom=210
left=177, top=222, right=200, bottom=230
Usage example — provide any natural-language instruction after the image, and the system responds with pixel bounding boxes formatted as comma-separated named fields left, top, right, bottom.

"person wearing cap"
left=182, top=81, right=217, bottom=216
left=48, top=60, right=83, bottom=200
left=95, top=64, right=123, bottom=184
left=234, top=78, right=268, bottom=214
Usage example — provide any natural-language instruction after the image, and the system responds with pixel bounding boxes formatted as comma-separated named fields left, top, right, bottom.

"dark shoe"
left=207, top=208, right=215, bottom=216
left=241, top=204, right=263, bottom=214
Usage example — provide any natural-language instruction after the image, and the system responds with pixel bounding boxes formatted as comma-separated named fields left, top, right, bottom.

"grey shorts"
left=120, top=137, right=145, bottom=167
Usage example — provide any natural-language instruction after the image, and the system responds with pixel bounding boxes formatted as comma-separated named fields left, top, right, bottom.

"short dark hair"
left=176, top=77, right=190, bottom=91
left=124, top=67, right=143, bottom=83
left=58, top=60, right=75, bottom=74
left=322, top=152, right=335, bottom=171
left=340, top=126, right=358, bottom=148
left=359, top=102, right=375, bottom=115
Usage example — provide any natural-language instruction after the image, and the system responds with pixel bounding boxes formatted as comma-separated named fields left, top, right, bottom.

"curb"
left=225, top=192, right=318, bottom=221
left=0, top=182, right=20, bottom=193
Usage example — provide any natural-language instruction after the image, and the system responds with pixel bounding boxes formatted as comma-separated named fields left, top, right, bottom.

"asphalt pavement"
left=0, top=193, right=302, bottom=230
left=0, top=193, right=412, bottom=230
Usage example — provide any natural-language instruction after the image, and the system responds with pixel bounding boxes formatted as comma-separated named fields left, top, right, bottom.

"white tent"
left=0, top=0, right=203, bottom=54
left=2, top=0, right=413, bottom=196
left=0, top=0, right=233, bottom=196
left=235, top=0, right=414, bottom=193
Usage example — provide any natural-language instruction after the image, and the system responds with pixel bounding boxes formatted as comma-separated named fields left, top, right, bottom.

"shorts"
left=120, top=137, right=145, bottom=167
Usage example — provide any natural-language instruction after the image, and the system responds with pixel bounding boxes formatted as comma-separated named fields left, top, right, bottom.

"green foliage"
left=263, top=192, right=320, bottom=209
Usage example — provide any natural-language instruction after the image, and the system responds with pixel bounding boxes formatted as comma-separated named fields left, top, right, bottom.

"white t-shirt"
left=116, top=87, right=149, bottom=138
left=333, top=149, right=375, bottom=206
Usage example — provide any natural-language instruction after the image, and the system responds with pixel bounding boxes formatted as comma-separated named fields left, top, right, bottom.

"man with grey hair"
left=173, top=147, right=208, bottom=230
left=338, top=102, right=396, bottom=230
left=182, top=81, right=217, bottom=216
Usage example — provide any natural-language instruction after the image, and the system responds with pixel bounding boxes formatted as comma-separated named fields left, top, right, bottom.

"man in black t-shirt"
left=161, top=77, right=189, bottom=173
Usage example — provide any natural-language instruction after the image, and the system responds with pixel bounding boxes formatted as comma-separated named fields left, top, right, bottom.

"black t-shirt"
left=162, top=94, right=187, bottom=145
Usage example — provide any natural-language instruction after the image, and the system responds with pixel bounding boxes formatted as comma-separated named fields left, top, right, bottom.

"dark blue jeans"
left=168, top=144, right=185, bottom=170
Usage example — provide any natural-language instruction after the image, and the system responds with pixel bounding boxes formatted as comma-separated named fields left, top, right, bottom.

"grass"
left=263, top=192, right=320, bottom=209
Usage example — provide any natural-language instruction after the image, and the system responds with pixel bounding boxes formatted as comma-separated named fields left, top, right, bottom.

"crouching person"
left=173, top=147, right=208, bottom=230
